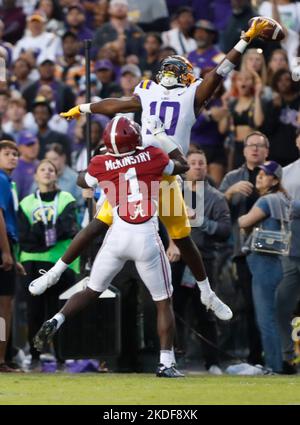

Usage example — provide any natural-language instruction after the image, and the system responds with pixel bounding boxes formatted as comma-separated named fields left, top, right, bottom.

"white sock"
left=170, top=347, right=176, bottom=365
left=52, top=259, right=68, bottom=275
left=197, top=277, right=213, bottom=294
left=160, top=350, right=173, bottom=368
left=52, top=312, right=65, bottom=329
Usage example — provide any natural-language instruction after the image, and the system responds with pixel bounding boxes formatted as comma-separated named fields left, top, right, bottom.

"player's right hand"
left=60, top=105, right=81, bottom=120
left=144, top=116, right=165, bottom=135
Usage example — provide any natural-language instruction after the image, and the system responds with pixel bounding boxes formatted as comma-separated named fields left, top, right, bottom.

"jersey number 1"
left=125, top=167, right=142, bottom=202
left=148, top=101, right=180, bottom=136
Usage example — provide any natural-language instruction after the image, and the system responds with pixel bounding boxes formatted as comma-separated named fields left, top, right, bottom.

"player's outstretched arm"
left=194, top=18, right=270, bottom=114
left=60, top=96, right=142, bottom=120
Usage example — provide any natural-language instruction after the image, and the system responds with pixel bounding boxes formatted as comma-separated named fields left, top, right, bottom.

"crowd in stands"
left=0, top=0, right=300, bottom=375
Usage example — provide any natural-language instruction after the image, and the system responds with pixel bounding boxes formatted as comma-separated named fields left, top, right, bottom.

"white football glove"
left=144, top=116, right=165, bottom=135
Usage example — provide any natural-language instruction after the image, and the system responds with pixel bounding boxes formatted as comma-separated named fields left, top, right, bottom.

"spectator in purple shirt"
left=188, top=20, right=224, bottom=79
left=65, top=4, right=93, bottom=47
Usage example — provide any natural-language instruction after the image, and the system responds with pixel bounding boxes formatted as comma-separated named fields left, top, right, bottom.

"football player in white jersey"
left=29, top=19, right=269, bottom=322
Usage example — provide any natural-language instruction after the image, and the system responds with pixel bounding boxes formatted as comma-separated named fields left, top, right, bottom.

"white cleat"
left=201, top=291, right=233, bottom=321
left=29, top=269, right=60, bottom=296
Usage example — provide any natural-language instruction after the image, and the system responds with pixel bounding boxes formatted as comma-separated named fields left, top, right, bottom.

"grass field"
left=0, top=373, right=300, bottom=405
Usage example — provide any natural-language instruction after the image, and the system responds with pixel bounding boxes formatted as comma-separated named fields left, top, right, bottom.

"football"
left=248, top=16, right=285, bottom=42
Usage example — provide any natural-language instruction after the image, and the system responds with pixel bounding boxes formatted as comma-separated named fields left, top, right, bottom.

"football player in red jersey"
left=34, top=116, right=189, bottom=377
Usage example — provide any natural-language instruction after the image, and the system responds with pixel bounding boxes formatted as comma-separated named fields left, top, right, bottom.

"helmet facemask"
left=157, top=58, right=189, bottom=88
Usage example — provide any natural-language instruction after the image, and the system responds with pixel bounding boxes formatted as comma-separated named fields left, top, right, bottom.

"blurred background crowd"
left=0, top=0, right=300, bottom=375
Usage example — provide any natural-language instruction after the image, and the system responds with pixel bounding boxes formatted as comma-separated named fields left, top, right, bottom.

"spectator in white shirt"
left=13, top=11, right=62, bottom=64
left=162, top=6, right=197, bottom=55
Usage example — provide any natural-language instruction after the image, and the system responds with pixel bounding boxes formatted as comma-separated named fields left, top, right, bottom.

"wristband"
left=234, top=39, right=249, bottom=54
left=79, top=103, right=92, bottom=113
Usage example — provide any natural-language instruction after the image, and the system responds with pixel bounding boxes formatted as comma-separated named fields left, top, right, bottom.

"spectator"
left=13, top=11, right=62, bottom=64
left=139, top=32, right=162, bottom=80
left=172, top=149, right=231, bottom=374
left=65, top=4, right=93, bottom=48
left=0, top=90, right=11, bottom=127
left=162, top=6, right=197, bottom=55
left=11, top=131, right=39, bottom=200
left=18, top=159, right=79, bottom=370
left=276, top=131, right=300, bottom=374
left=2, top=97, right=36, bottom=141
left=9, top=57, right=35, bottom=94
left=239, top=160, right=291, bottom=373
left=0, top=19, right=13, bottom=67
left=23, top=57, right=75, bottom=113
left=258, top=0, right=299, bottom=66
left=158, top=45, right=177, bottom=62
left=35, top=86, right=68, bottom=134
left=36, top=0, right=65, bottom=35
left=0, top=0, right=26, bottom=44
left=188, top=20, right=224, bottom=79
left=92, top=0, right=145, bottom=58
left=42, top=143, right=84, bottom=212
left=94, top=59, right=122, bottom=99
left=127, top=0, right=169, bottom=32
left=219, top=131, right=270, bottom=365
left=191, top=68, right=228, bottom=186
left=97, top=41, right=125, bottom=81
left=224, top=70, right=266, bottom=169
left=265, top=69, right=300, bottom=166
left=240, top=48, right=272, bottom=101
left=266, top=48, right=289, bottom=86
left=0, top=140, right=25, bottom=372
left=32, top=97, right=72, bottom=163
left=56, top=31, right=85, bottom=90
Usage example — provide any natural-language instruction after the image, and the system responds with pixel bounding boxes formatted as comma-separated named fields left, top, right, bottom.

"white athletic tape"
left=216, top=59, right=236, bottom=78
left=234, top=39, right=249, bottom=54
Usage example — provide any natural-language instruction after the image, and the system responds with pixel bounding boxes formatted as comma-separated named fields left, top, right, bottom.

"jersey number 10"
left=148, top=101, right=180, bottom=136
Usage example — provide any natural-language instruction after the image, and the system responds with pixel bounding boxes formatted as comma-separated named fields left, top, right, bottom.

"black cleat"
left=33, top=319, right=58, bottom=352
left=156, top=363, right=185, bottom=378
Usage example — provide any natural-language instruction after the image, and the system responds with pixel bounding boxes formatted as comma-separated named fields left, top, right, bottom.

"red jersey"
left=87, top=146, right=171, bottom=224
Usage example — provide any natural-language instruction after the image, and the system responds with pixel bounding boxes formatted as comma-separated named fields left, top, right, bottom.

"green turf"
left=0, top=373, right=300, bottom=405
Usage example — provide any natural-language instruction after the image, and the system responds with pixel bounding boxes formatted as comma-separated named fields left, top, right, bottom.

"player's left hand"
left=242, top=18, right=269, bottom=42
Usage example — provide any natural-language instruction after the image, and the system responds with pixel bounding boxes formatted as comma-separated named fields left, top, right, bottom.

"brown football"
left=248, top=16, right=285, bottom=42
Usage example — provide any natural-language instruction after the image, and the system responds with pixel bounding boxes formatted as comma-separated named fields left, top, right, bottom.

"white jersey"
left=134, top=79, right=202, bottom=155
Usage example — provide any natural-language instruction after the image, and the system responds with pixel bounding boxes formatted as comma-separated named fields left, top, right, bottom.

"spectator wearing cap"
left=94, top=59, right=122, bottom=99
left=13, top=11, right=62, bottom=64
left=139, top=32, right=162, bottom=80
left=92, top=0, right=145, bottom=59
left=11, top=131, right=39, bottom=200
left=32, top=97, right=72, bottom=164
left=162, top=6, right=197, bottom=56
left=23, top=57, right=75, bottom=112
left=239, top=160, right=291, bottom=373
left=187, top=20, right=224, bottom=79
left=2, top=97, right=37, bottom=141
left=56, top=31, right=85, bottom=89
left=66, top=4, right=93, bottom=46
left=127, top=0, right=169, bottom=33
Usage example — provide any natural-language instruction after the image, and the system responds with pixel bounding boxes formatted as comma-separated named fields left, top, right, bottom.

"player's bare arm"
left=194, top=17, right=283, bottom=115
left=60, top=95, right=142, bottom=120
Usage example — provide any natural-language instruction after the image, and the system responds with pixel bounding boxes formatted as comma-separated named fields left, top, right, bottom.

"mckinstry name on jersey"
left=105, top=150, right=151, bottom=171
